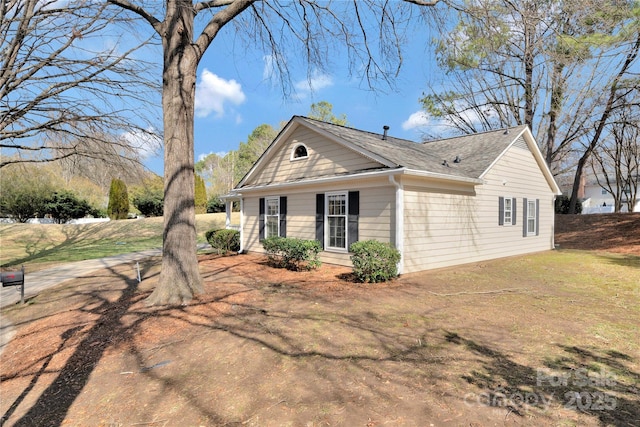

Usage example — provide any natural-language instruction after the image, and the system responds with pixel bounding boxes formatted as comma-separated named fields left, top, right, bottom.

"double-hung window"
left=326, top=192, right=347, bottom=250
left=526, top=199, right=536, bottom=235
left=259, top=196, right=286, bottom=241
left=498, top=197, right=516, bottom=226
left=504, top=198, right=513, bottom=224
left=315, top=191, right=359, bottom=252
left=522, top=198, right=539, bottom=237
left=265, top=197, right=280, bottom=239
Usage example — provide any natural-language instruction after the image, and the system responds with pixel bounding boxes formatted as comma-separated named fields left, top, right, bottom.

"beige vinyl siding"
left=241, top=182, right=395, bottom=268
left=403, top=146, right=556, bottom=273
left=248, top=127, right=383, bottom=186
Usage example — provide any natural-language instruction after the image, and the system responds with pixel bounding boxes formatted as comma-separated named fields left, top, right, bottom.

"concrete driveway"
left=0, top=249, right=162, bottom=356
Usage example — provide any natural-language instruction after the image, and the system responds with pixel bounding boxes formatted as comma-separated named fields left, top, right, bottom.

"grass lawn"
left=0, top=213, right=234, bottom=270
left=1, top=247, right=638, bottom=426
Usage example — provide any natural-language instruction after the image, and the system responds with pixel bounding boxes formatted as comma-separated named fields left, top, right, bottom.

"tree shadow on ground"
left=2, top=224, right=102, bottom=267
left=595, top=253, right=640, bottom=270
left=445, top=331, right=640, bottom=426
left=2, top=265, right=143, bottom=427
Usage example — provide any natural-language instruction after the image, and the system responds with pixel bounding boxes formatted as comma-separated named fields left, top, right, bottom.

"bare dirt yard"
left=1, top=214, right=639, bottom=426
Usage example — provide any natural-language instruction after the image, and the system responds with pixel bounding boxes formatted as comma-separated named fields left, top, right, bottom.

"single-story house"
left=222, top=116, right=562, bottom=274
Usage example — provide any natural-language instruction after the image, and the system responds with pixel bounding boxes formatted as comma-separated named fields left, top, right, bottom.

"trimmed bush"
left=205, top=229, right=240, bottom=254
left=350, top=240, right=401, bottom=283
left=262, top=236, right=321, bottom=271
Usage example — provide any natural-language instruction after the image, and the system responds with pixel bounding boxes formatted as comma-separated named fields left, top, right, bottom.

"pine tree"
left=194, top=174, right=207, bottom=215
left=108, top=178, right=129, bottom=220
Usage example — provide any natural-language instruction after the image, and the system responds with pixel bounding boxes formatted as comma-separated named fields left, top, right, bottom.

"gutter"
left=234, top=167, right=482, bottom=194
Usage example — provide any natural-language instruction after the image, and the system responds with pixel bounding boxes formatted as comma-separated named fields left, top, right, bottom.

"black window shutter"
left=498, top=197, right=504, bottom=226
left=522, top=197, right=528, bottom=237
left=279, top=196, right=287, bottom=237
left=259, top=198, right=265, bottom=241
left=348, top=191, right=359, bottom=248
left=315, top=194, right=324, bottom=248
left=512, top=198, right=517, bottom=226
left=535, top=199, right=540, bottom=236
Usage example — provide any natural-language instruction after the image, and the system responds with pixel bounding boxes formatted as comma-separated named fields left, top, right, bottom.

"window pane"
left=328, top=195, right=345, bottom=215
left=266, top=216, right=278, bottom=238
left=329, top=217, right=346, bottom=248
left=527, top=201, right=536, bottom=233
left=267, top=199, right=279, bottom=215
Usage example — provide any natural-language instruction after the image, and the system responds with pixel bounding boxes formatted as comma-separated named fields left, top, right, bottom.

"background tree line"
left=420, top=0, right=639, bottom=213
left=0, top=101, right=346, bottom=221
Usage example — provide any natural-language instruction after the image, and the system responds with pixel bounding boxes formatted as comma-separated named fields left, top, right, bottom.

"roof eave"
left=235, top=167, right=481, bottom=194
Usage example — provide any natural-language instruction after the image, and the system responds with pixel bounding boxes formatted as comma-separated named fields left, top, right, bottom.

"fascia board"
left=236, top=167, right=481, bottom=194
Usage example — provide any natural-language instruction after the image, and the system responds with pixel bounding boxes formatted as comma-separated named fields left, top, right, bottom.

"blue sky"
left=142, top=14, right=440, bottom=175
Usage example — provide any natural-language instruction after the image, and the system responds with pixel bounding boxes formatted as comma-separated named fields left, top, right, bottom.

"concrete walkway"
left=0, top=248, right=164, bottom=356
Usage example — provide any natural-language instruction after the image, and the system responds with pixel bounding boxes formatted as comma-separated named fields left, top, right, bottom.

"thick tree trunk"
left=147, top=2, right=203, bottom=305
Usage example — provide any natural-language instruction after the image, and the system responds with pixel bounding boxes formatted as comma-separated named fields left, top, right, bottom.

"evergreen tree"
left=194, top=174, right=207, bottom=214
left=108, top=178, right=129, bottom=220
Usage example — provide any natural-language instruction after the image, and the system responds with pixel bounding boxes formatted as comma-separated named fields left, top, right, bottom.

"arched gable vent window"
left=291, top=144, right=308, bottom=160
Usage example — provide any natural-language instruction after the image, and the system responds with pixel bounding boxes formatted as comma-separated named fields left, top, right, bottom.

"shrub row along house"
left=222, top=116, right=561, bottom=274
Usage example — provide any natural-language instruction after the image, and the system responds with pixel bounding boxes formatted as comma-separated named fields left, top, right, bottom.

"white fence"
left=0, top=217, right=111, bottom=224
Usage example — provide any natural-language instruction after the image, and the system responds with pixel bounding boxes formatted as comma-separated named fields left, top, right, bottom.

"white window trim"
left=325, top=191, right=348, bottom=252
left=265, top=196, right=280, bottom=239
left=290, top=143, right=309, bottom=161
left=526, top=199, right=536, bottom=235
left=503, top=196, right=513, bottom=226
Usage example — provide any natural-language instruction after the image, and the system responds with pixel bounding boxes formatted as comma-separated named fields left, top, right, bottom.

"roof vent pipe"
left=382, top=125, right=390, bottom=140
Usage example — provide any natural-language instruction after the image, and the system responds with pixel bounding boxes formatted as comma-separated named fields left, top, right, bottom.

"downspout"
left=389, top=174, right=404, bottom=275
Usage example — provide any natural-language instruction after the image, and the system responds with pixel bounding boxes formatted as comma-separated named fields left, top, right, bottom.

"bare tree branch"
left=1, top=0, right=161, bottom=168
left=106, top=0, right=163, bottom=34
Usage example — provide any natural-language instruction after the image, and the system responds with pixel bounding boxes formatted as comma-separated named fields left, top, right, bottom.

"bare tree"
left=0, top=0, right=160, bottom=168
left=106, top=0, right=438, bottom=305
left=590, top=99, right=640, bottom=212
left=567, top=31, right=640, bottom=213
left=420, top=0, right=639, bottom=178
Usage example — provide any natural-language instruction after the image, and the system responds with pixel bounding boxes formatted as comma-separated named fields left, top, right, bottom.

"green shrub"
left=262, top=236, right=321, bottom=271
left=555, top=195, right=582, bottom=214
left=205, top=229, right=240, bottom=254
left=349, top=240, right=401, bottom=283
left=206, top=197, right=225, bottom=213
left=44, top=191, right=94, bottom=224
left=133, top=192, right=164, bottom=217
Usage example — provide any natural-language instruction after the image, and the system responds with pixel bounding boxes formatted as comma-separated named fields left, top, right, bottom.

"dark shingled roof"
left=298, top=116, right=528, bottom=180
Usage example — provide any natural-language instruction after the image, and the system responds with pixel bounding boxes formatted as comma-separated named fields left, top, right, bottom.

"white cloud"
left=403, top=101, right=500, bottom=135
left=295, top=72, right=333, bottom=92
left=122, top=127, right=162, bottom=159
left=195, top=69, right=246, bottom=118
left=402, top=111, right=431, bottom=130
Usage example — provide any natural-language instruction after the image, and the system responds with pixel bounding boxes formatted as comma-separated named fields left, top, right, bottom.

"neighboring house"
left=222, top=116, right=561, bottom=274
left=580, top=178, right=640, bottom=214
